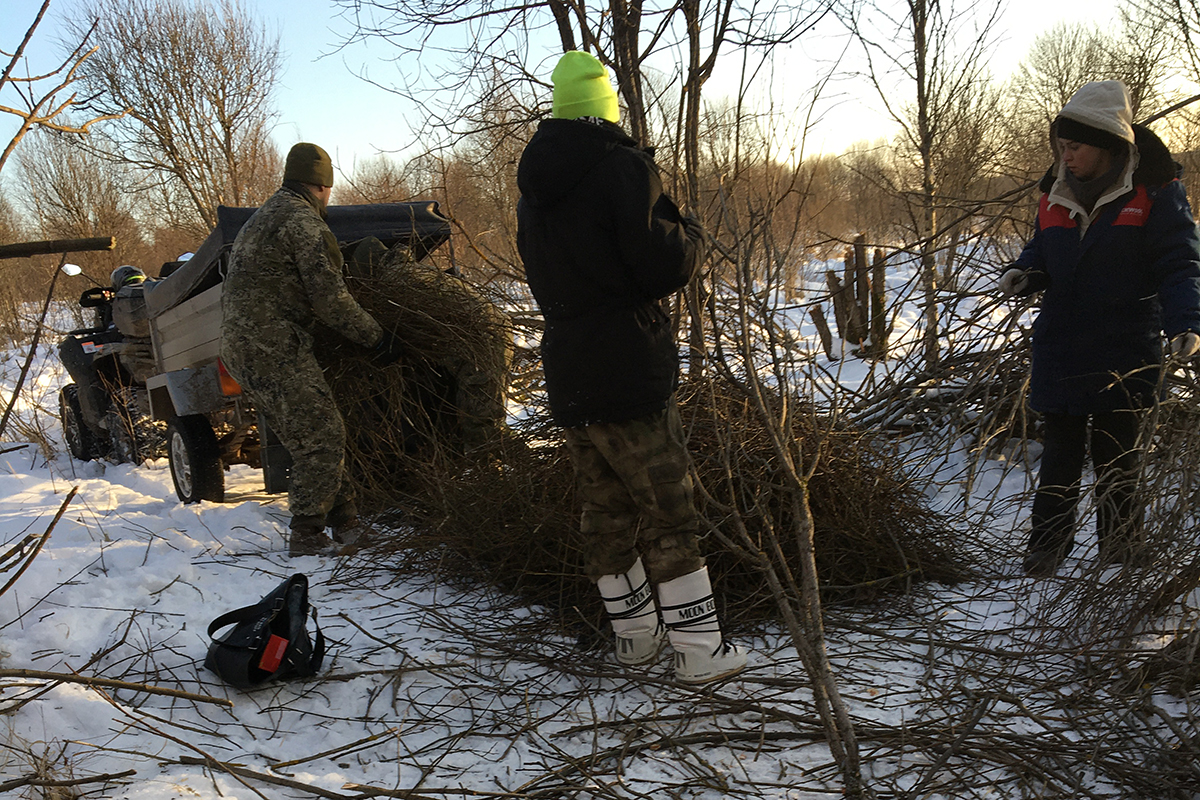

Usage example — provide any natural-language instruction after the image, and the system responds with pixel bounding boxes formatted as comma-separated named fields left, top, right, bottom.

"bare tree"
left=841, top=0, right=1003, bottom=368
left=17, top=129, right=144, bottom=281
left=1128, top=0, right=1200, bottom=77
left=65, top=0, right=282, bottom=233
left=335, top=154, right=411, bottom=205
left=1104, top=9, right=1175, bottom=117
left=0, top=0, right=122, bottom=176
left=0, top=193, right=25, bottom=244
left=335, top=0, right=825, bottom=185
left=1011, top=22, right=1111, bottom=127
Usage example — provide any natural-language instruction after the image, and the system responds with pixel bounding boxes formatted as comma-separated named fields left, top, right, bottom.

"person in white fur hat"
left=999, top=80, right=1200, bottom=576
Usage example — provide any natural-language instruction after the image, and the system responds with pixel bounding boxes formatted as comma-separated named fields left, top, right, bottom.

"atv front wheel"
left=60, top=384, right=103, bottom=461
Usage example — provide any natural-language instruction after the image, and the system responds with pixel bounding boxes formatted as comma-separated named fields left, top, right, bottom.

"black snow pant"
left=1027, top=408, right=1144, bottom=560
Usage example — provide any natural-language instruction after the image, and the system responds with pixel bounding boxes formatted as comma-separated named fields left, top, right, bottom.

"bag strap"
left=306, top=608, right=326, bottom=674
left=206, top=596, right=284, bottom=639
left=207, top=574, right=301, bottom=639
left=278, top=580, right=325, bottom=677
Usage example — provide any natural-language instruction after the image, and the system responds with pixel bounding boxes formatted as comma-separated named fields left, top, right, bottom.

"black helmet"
left=110, top=265, right=147, bottom=288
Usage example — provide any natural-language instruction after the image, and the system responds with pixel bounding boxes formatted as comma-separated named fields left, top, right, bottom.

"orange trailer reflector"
left=216, top=358, right=243, bottom=396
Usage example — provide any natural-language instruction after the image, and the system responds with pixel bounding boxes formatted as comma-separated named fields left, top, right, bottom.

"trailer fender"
left=147, top=364, right=228, bottom=420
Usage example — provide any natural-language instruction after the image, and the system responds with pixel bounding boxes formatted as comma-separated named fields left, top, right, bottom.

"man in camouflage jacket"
left=220, top=142, right=402, bottom=556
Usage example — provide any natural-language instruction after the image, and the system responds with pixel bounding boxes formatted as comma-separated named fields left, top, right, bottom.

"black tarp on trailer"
left=143, top=201, right=452, bottom=319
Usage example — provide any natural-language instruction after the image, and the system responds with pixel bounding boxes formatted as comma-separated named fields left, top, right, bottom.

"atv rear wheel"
left=104, top=404, right=168, bottom=465
left=60, top=384, right=103, bottom=461
left=167, top=415, right=224, bottom=503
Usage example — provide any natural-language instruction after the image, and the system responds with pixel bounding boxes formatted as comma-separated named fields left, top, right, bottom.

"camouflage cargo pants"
left=563, top=402, right=705, bottom=584
left=222, top=333, right=353, bottom=521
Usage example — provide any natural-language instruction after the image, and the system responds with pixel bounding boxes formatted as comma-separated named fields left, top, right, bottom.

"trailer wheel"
left=167, top=415, right=224, bottom=504
left=60, top=384, right=102, bottom=461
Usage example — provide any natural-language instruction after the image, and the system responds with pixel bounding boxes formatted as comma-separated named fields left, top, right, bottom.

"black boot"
left=288, top=515, right=336, bottom=557
left=327, top=501, right=379, bottom=554
left=1022, top=549, right=1064, bottom=577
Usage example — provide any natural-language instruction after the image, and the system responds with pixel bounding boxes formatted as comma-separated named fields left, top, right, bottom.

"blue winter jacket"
left=1013, top=125, right=1200, bottom=414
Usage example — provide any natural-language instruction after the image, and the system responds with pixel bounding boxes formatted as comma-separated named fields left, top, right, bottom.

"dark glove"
left=1171, top=331, right=1200, bottom=359
left=998, top=267, right=1049, bottom=297
left=371, top=330, right=404, bottom=367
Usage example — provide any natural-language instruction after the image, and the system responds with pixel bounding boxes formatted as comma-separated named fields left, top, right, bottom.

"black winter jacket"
left=516, top=118, right=703, bottom=427
left=1013, top=124, right=1200, bottom=414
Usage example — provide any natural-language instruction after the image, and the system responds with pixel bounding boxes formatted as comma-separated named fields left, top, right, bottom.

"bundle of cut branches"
left=341, top=373, right=967, bottom=636
left=308, top=244, right=965, bottom=629
left=684, top=377, right=970, bottom=614
left=312, top=243, right=512, bottom=511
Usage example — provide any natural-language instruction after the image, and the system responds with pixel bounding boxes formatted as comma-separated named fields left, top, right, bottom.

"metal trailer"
left=142, top=202, right=451, bottom=504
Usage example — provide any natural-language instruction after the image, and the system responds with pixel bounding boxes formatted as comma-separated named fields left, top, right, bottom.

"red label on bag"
left=259, top=635, right=289, bottom=672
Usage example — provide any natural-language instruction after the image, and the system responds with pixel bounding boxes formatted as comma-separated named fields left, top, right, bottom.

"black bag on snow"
left=204, top=573, right=325, bottom=689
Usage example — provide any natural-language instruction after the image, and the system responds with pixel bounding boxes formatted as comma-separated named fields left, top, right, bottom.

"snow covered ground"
left=1, top=286, right=1198, bottom=799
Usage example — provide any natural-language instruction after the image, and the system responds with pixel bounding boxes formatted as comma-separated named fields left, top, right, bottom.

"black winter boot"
left=1022, top=549, right=1064, bottom=577
left=289, top=515, right=336, bottom=557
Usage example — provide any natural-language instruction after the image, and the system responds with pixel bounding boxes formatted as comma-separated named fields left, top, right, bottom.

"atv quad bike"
left=58, top=281, right=166, bottom=465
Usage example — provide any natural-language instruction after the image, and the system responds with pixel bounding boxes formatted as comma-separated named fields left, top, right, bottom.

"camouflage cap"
left=283, top=142, right=334, bottom=187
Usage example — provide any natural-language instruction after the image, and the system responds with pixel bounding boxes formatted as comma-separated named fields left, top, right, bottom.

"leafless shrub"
left=0, top=732, right=81, bottom=800
left=66, top=0, right=283, bottom=234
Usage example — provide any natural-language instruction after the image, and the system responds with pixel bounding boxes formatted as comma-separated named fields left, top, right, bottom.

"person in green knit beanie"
left=551, top=50, right=620, bottom=123
left=282, top=142, right=335, bottom=188
left=515, top=51, right=748, bottom=684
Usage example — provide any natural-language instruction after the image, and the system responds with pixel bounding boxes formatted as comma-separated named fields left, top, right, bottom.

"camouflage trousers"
left=562, top=402, right=705, bottom=584
left=221, top=333, right=353, bottom=522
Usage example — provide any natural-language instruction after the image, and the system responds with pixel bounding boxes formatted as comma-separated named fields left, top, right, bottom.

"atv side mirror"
left=62, top=264, right=83, bottom=276
left=79, top=287, right=115, bottom=308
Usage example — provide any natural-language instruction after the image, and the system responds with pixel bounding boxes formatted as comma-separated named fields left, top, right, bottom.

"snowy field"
left=1, top=279, right=1198, bottom=799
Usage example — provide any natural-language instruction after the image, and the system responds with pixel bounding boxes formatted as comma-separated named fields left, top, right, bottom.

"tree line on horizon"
left=4, top=0, right=1200, bottom=317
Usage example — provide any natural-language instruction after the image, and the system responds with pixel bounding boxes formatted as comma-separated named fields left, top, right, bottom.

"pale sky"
left=3, top=0, right=1122, bottom=179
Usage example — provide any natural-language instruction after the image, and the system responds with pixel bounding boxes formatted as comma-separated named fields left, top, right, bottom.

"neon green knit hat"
left=551, top=51, right=620, bottom=123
